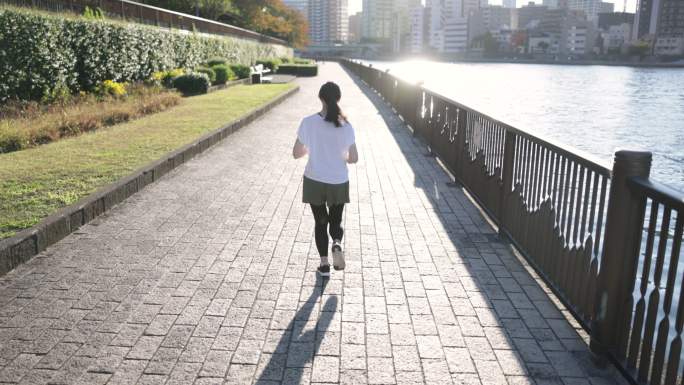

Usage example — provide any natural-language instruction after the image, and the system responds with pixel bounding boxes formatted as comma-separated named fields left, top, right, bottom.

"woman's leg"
left=328, top=204, right=346, bottom=270
left=327, top=204, right=345, bottom=241
left=310, top=204, right=330, bottom=262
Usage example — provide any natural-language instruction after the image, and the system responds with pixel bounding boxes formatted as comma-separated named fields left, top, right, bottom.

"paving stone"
left=366, top=334, right=392, bottom=357
left=255, top=353, right=286, bottom=382
left=337, top=369, right=366, bottom=385
left=126, top=336, right=163, bottom=360
left=474, top=359, right=507, bottom=385
left=392, top=345, right=422, bottom=372
left=144, top=347, right=182, bottom=375
left=416, top=335, right=445, bottom=359
left=342, top=322, right=366, bottom=345
left=423, top=358, right=454, bottom=385
left=368, top=357, right=396, bottom=384
left=445, top=347, right=477, bottom=374
left=396, top=371, right=425, bottom=385
left=311, top=355, right=339, bottom=383
left=198, top=349, right=232, bottom=377
left=341, top=343, right=366, bottom=370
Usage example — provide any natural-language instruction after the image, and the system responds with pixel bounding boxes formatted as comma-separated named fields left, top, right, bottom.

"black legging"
left=310, top=204, right=344, bottom=257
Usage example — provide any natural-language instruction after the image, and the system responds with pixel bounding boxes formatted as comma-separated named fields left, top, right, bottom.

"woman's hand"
left=346, top=143, right=358, bottom=164
left=293, top=138, right=308, bottom=159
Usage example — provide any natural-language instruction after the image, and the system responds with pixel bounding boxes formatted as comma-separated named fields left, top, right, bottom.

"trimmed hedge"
left=277, top=64, right=318, bottom=77
left=173, top=73, right=211, bottom=95
left=196, top=67, right=217, bottom=84
left=0, top=8, right=292, bottom=102
left=256, top=58, right=282, bottom=73
left=211, top=65, right=234, bottom=84
left=230, top=64, right=251, bottom=79
left=207, top=57, right=227, bottom=67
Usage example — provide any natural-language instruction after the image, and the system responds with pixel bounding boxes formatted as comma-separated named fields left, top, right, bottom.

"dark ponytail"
left=318, top=81, right=345, bottom=127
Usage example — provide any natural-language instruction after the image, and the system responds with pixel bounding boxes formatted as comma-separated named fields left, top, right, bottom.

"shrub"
left=82, top=6, right=104, bottom=20
left=173, top=73, right=210, bottom=95
left=95, top=80, right=127, bottom=97
left=196, top=67, right=216, bottom=84
left=280, top=56, right=292, bottom=63
left=0, top=126, right=26, bottom=153
left=230, top=64, right=251, bottom=79
left=211, top=64, right=234, bottom=84
left=0, top=8, right=292, bottom=101
left=161, top=69, right=185, bottom=88
left=207, top=57, right=227, bottom=67
left=277, top=64, right=318, bottom=77
left=256, top=58, right=282, bottom=73
left=294, top=57, right=312, bottom=64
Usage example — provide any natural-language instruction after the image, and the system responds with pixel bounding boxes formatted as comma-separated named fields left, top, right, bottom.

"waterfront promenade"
left=0, top=63, right=625, bottom=385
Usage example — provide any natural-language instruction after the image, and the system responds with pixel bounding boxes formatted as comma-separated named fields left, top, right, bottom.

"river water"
left=364, top=60, right=684, bottom=191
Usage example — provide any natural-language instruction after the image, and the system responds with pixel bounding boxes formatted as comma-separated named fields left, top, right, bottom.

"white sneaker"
left=332, top=240, right=345, bottom=271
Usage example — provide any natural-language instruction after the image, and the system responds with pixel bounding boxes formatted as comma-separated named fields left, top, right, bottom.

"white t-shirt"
left=297, top=113, right=356, bottom=184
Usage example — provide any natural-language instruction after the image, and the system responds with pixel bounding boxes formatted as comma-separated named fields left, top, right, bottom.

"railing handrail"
left=629, top=176, right=684, bottom=211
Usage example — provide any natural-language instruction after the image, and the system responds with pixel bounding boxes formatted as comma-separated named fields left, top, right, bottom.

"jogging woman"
left=292, top=81, right=358, bottom=277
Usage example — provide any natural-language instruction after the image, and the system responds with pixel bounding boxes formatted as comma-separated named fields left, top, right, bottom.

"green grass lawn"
left=0, top=83, right=296, bottom=239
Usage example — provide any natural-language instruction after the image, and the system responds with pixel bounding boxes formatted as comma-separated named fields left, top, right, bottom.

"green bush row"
left=277, top=64, right=318, bottom=77
left=255, top=58, right=282, bottom=73
left=0, top=8, right=291, bottom=102
left=173, top=73, right=211, bottom=95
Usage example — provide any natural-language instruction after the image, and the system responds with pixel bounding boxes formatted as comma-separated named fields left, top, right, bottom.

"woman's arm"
left=346, top=143, right=358, bottom=164
left=292, top=138, right=308, bottom=159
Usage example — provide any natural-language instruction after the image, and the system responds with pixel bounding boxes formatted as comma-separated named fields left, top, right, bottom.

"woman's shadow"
left=255, top=275, right=338, bottom=384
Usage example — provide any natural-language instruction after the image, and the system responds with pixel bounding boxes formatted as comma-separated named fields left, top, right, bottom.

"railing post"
left=498, top=130, right=516, bottom=231
left=590, top=150, right=652, bottom=359
left=455, top=108, right=468, bottom=182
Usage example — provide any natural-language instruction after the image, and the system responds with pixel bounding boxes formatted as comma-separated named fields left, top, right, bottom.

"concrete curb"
left=0, top=85, right=300, bottom=277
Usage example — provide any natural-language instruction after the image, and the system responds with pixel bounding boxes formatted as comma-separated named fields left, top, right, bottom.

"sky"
left=347, top=0, right=637, bottom=15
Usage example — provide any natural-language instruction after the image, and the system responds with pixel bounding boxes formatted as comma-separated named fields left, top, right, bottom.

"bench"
left=250, top=64, right=273, bottom=84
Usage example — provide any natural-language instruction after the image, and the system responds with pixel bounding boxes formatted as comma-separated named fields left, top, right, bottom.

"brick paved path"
left=0, top=63, right=625, bottom=385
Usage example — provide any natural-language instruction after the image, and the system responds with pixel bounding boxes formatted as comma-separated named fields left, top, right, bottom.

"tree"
left=537, top=41, right=549, bottom=53
left=199, top=0, right=232, bottom=20
left=511, top=30, right=527, bottom=51
left=231, top=0, right=308, bottom=47
left=628, top=41, right=651, bottom=58
left=139, top=0, right=308, bottom=47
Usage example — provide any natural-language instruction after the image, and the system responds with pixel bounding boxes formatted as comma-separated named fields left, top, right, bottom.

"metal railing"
left=340, top=59, right=684, bottom=385
left=1, top=0, right=287, bottom=45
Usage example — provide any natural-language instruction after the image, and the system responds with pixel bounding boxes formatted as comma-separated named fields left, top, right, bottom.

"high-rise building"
left=599, top=1, right=614, bottom=13
left=391, top=0, right=421, bottom=52
left=633, top=0, right=660, bottom=40
left=654, top=0, right=684, bottom=55
left=409, top=5, right=429, bottom=53
left=349, top=12, right=363, bottom=43
left=427, top=0, right=447, bottom=50
left=598, top=11, right=634, bottom=29
left=309, top=0, right=349, bottom=44
left=517, top=2, right=548, bottom=29
left=482, top=5, right=513, bottom=30
left=362, top=0, right=394, bottom=40
left=566, top=0, right=604, bottom=22
left=443, top=16, right=469, bottom=52
left=282, top=0, right=309, bottom=20
left=503, top=0, right=517, bottom=9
